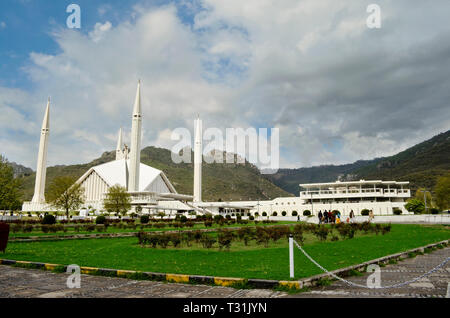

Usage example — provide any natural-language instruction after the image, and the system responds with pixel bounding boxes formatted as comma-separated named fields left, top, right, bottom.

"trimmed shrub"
left=313, top=225, right=329, bottom=241
left=41, top=225, right=50, bottom=233
left=42, top=214, right=56, bottom=225
left=193, top=230, right=203, bottom=243
left=23, top=224, right=33, bottom=233
left=292, top=211, right=298, bottom=216
left=303, top=210, right=311, bottom=216
left=217, top=230, right=233, bottom=250
left=255, top=227, right=271, bottom=247
left=140, top=215, right=150, bottom=224
left=95, top=215, right=106, bottom=225
left=11, top=224, right=23, bottom=233
left=381, top=224, right=391, bottom=235
left=272, top=211, right=278, bottom=216
left=361, top=209, right=370, bottom=216
left=281, top=211, right=287, bottom=216
left=332, top=210, right=340, bottom=216
left=158, top=235, right=170, bottom=248
left=200, top=234, right=216, bottom=249
left=96, top=224, right=106, bottom=232
left=393, top=208, right=402, bottom=215
left=169, top=234, right=182, bottom=248
left=180, top=215, right=188, bottom=223
left=430, top=208, right=439, bottom=215
left=237, top=227, right=254, bottom=246
left=262, top=212, right=267, bottom=216
left=249, top=215, right=255, bottom=221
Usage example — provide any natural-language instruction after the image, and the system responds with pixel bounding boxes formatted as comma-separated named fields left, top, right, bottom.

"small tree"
left=414, top=188, right=433, bottom=206
left=0, top=156, right=22, bottom=211
left=405, top=198, right=425, bottom=214
left=434, top=175, right=450, bottom=211
left=393, top=207, right=402, bottom=215
left=103, top=185, right=131, bottom=216
left=47, top=176, right=85, bottom=219
left=157, top=211, right=166, bottom=219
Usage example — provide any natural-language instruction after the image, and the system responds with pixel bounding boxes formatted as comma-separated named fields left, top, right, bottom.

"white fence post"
left=289, top=234, right=294, bottom=279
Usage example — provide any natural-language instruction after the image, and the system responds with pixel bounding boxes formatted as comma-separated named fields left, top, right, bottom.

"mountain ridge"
left=13, top=129, right=449, bottom=202
left=267, top=130, right=450, bottom=195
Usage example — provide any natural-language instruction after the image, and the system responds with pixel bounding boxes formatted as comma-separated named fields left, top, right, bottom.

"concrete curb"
left=1, top=239, right=447, bottom=290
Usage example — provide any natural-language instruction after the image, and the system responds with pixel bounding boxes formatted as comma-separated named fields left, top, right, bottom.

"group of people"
left=317, top=209, right=374, bottom=224
left=318, top=210, right=342, bottom=224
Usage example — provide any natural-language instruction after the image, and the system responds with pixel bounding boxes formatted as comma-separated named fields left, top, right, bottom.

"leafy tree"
left=157, top=211, right=166, bottom=219
left=47, top=176, right=85, bottom=219
left=0, top=156, right=22, bottom=210
left=405, top=198, right=425, bottom=214
left=414, top=188, right=434, bottom=209
left=135, top=205, right=143, bottom=214
left=434, top=175, right=450, bottom=211
left=103, top=185, right=131, bottom=216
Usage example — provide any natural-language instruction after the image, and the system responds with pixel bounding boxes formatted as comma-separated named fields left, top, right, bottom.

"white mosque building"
left=22, top=81, right=411, bottom=216
left=22, top=81, right=208, bottom=215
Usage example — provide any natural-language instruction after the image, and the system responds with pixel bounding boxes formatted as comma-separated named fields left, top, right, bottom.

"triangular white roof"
left=77, top=159, right=176, bottom=193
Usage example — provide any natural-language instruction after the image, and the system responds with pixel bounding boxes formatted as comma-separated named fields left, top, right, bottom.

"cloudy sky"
left=1, top=0, right=449, bottom=170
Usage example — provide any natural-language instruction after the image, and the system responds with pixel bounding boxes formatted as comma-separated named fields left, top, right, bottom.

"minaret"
left=116, top=127, right=123, bottom=160
left=193, top=116, right=202, bottom=203
left=31, top=98, right=50, bottom=204
left=127, top=80, right=142, bottom=192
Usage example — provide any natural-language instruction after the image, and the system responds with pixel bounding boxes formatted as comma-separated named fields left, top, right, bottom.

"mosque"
left=22, top=81, right=211, bottom=215
left=22, top=81, right=411, bottom=217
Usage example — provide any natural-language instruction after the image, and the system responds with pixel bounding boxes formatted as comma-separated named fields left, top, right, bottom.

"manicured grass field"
left=2, top=224, right=448, bottom=280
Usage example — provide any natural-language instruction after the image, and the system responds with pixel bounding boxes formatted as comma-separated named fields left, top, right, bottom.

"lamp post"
left=420, top=190, right=431, bottom=214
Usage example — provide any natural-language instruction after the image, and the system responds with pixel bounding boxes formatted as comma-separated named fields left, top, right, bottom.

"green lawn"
left=2, top=224, right=448, bottom=281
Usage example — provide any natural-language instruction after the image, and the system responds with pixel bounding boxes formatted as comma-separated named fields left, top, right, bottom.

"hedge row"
left=137, top=222, right=391, bottom=250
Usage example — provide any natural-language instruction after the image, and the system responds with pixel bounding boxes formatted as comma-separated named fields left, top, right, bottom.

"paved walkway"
left=0, top=247, right=448, bottom=298
left=0, top=265, right=286, bottom=298
left=290, top=246, right=450, bottom=298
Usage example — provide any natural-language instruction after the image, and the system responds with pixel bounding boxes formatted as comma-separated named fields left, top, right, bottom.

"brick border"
left=1, top=239, right=447, bottom=290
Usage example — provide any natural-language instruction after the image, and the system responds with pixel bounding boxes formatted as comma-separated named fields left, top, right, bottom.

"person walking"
left=318, top=210, right=323, bottom=224
left=323, top=210, right=328, bottom=224
left=369, top=210, right=374, bottom=223
left=349, top=210, right=355, bottom=223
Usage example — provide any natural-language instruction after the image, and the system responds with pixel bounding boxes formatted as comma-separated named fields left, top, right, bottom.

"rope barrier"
left=293, top=239, right=449, bottom=289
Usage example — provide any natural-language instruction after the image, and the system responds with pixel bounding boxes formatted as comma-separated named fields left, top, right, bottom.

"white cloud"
left=89, top=21, right=112, bottom=42
left=1, top=0, right=450, bottom=171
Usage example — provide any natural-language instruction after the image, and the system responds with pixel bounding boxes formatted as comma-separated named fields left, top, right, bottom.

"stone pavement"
left=0, top=247, right=448, bottom=298
left=0, top=265, right=286, bottom=298
left=290, top=246, right=450, bottom=298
